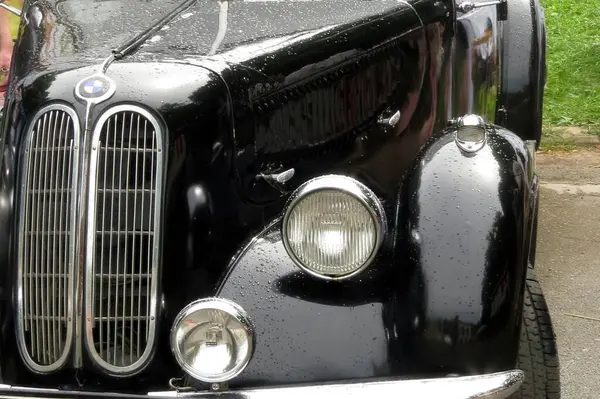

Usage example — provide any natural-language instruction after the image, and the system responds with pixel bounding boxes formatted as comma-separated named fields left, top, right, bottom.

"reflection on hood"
left=22, top=0, right=403, bottom=68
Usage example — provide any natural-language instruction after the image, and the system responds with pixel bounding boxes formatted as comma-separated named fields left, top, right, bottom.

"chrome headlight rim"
left=281, top=174, right=387, bottom=281
left=170, top=297, right=254, bottom=383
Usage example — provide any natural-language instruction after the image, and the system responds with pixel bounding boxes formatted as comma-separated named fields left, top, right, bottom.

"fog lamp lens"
left=282, top=175, right=386, bottom=279
left=170, top=298, right=253, bottom=383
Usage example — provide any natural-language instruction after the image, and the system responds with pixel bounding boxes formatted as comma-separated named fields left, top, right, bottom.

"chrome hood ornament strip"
left=71, top=56, right=118, bottom=369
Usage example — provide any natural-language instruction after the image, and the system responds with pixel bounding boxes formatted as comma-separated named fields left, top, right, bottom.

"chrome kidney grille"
left=85, top=105, right=163, bottom=375
left=16, top=102, right=164, bottom=376
left=16, top=105, right=80, bottom=373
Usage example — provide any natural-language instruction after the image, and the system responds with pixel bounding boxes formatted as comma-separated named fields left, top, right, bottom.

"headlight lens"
left=282, top=175, right=386, bottom=279
left=170, top=298, right=253, bottom=383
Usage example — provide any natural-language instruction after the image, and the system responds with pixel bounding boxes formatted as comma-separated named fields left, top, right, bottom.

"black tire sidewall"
left=515, top=266, right=560, bottom=398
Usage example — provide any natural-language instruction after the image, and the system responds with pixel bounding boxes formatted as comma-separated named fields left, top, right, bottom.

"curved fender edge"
left=396, top=124, right=537, bottom=374
left=497, top=0, right=547, bottom=146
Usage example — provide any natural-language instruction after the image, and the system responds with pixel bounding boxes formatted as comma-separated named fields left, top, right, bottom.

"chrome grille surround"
left=84, top=105, right=164, bottom=375
left=16, top=104, right=80, bottom=373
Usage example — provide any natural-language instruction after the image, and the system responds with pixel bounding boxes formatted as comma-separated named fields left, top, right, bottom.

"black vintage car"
left=0, top=0, right=558, bottom=397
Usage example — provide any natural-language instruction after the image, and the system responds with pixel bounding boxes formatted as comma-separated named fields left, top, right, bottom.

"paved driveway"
left=536, top=148, right=600, bottom=399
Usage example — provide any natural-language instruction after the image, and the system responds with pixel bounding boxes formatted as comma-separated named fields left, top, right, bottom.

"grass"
left=8, top=0, right=20, bottom=39
left=541, top=0, right=600, bottom=128
left=9, top=18, right=19, bottom=41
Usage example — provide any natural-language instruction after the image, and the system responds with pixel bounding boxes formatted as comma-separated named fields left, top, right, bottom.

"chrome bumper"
left=0, top=370, right=523, bottom=398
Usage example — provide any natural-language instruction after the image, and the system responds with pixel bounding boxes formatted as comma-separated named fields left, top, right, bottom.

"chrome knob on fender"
left=455, top=114, right=487, bottom=153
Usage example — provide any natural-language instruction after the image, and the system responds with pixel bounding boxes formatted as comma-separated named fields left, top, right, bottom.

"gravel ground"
left=536, top=148, right=600, bottom=399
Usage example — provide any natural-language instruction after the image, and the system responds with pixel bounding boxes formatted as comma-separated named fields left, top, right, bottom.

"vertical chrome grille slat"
left=107, top=116, right=116, bottom=363
left=24, top=119, right=34, bottom=348
left=85, top=105, right=163, bottom=375
left=134, top=115, right=140, bottom=360
left=44, top=111, right=53, bottom=364
left=33, top=118, right=42, bottom=362
left=65, top=137, right=74, bottom=354
left=17, top=105, right=79, bottom=373
left=49, top=110, right=58, bottom=362
left=146, top=129, right=155, bottom=341
left=138, top=120, right=147, bottom=356
left=120, top=113, right=127, bottom=367
left=98, top=134, right=106, bottom=361
left=39, top=112, right=48, bottom=365
left=54, top=112, right=65, bottom=362
left=114, top=113, right=123, bottom=366
left=126, top=113, right=134, bottom=366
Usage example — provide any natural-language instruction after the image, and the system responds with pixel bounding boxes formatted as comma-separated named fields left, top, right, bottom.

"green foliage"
left=9, top=17, right=19, bottom=40
left=542, top=0, right=600, bottom=127
left=7, top=0, right=20, bottom=39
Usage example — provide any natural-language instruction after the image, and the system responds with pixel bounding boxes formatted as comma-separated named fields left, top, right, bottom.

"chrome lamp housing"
left=281, top=175, right=387, bottom=280
left=170, top=298, right=254, bottom=384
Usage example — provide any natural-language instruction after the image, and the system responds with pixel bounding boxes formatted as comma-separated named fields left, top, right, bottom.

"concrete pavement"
left=536, top=148, right=600, bottom=399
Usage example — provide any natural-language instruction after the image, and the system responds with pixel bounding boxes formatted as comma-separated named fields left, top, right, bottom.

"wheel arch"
left=496, top=0, right=547, bottom=146
left=397, top=122, right=537, bottom=372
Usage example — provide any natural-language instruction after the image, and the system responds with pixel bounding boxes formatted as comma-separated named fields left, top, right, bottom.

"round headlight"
left=282, top=175, right=386, bottom=280
left=170, top=298, right=254, bottom=383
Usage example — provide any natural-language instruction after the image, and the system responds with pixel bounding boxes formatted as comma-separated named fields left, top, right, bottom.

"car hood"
left=15, top=0, right=411, bottom=75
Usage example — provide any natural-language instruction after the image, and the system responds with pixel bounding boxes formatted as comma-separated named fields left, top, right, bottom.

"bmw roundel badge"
left=83, top=79, right=106, bottom=94
left=79, top=76, right=109, bottom=97
left=75, top=73, right=116, bottom=104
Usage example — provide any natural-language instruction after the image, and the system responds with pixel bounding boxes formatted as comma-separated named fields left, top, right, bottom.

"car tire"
left=514, top=265, right=560, bottom=398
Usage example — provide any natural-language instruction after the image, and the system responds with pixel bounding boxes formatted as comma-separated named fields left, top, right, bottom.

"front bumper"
left=0, top=370, right=523, bottom=398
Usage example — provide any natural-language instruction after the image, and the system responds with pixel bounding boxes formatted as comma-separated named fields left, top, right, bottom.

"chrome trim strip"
left=16, top=104, right=80, bottom=373
left=0, top=370, right=524, bottom=399
left=524, top=140, right=537, bottom=185
left=84, top=104, right=164, bottom=376
left=281, top=175, right=387, bottom=281
left=457, top=0, right=503, bottom=14
left=72, top=69, right=116, bottom=369
left=496, top=6, right=506, bottom=124
left=0, top=1, right=21, bottom=17
left=397, top=0, right=424, bottom=26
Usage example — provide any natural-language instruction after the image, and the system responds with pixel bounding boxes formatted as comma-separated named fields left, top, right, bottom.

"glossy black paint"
left=454, top=5, right=500, bottom=122
left=0, top=0, right=545, bottom=391
left=214, top=125, right=535, bottom=388
left=216, top=221, right=396, bottom=387
left=396, top=125, right=535, bottom=373
left=184, top=1, right=429, bottom=205
left=496, top=0, right=547, bottom=145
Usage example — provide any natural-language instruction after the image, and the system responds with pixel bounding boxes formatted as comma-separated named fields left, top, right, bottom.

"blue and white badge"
left=83, top=79, right=106, bottom=95
left=75, top=74, right=116, bottom=104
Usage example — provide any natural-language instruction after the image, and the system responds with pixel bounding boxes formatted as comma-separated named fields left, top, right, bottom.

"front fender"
left=214, top=124, right=536, bottom=386
left=397, top=124, right=536, bottom=373
left=215, top=220, right=399, bottom=387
